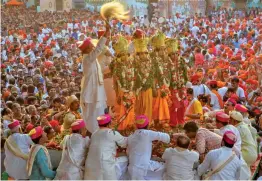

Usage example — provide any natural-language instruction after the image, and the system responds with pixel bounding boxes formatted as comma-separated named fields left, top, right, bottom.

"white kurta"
left=221, top=125, right=242, bottom=152
left=198, top=147, right=242, bottom=180
left=215, top=124, right=242, bottom=154
left=4, top=133, right=32, bottom=179
left=127, top=129, right=170, bottom=180
left=80, top=37, right=107, bottom=133
left=162, top=148, right=199, bottom=180
left=55, top=134, right=90, bottom=180
left=192, top=84, right=211, bottom=98
left=84, top=128, right=127, bottom=180
left=236, top=122, right=257, bottom=166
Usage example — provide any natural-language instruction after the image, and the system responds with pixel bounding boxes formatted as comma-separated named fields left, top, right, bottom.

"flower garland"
left=110, top=55, right=135, bottom=109
left=151, top=53, right=171, bottom=97
left=170, top=55, right=188, bottom=89
left=134, top=55, right=154, bottom=93
left=160, top=85, right=170, bottom=98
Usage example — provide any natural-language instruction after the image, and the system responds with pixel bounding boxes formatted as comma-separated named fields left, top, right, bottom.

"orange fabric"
left=117, top=90, right=135, bottom=130
left=152, top=90, right=170, bottom=121
left=212, top=90, right=224, bottom=108
left=6, top=0, right=23, bottom=5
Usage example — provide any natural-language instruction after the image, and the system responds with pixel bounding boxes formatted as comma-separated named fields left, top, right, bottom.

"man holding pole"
left=78, top=22, right=110, bottom=133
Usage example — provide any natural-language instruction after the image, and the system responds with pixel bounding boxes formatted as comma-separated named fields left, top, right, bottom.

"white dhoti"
left=81, top=101, right=107, bottom=133
left=126, top=160, right=165, bottom=180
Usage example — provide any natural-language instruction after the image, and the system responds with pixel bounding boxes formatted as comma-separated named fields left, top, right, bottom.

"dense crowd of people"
left=1, top=2, right=262, bottom=180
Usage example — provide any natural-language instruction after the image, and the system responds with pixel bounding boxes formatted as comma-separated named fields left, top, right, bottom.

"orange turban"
left=217, top=81, right=226, bottom=88
left=208, top=69, right=216, bottom=74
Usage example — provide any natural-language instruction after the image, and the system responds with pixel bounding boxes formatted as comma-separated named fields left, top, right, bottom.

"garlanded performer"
left=133, top=30, right=154, bottom=122
left=150, top=31, right=171, bottom=127
left=111, top=35, right=135, bottom=130
left=166, top=38, right=188, bottom=128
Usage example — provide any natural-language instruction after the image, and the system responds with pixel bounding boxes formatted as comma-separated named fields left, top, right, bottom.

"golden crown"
left=150, top=31, right=166, bottom=49
left=133, top=38, right=149, bottom=53
left=165, top=38, right=179, bottom=54
left=113, top=36, right=129, bottom=54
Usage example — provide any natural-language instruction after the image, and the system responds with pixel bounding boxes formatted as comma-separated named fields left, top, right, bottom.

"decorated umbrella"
left=6, top=0, right=24, bottom=6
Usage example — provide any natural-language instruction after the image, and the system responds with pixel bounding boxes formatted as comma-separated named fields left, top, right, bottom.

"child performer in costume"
left=133, top=30, right=154, bottom=122
left=111, top=35, right=135, bottom=130
left=166, top=38, right=188, bottom=129
left=150, top=31, right=171, bottom=127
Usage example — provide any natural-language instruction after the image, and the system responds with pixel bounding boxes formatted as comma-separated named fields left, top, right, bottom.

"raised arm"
left=110, top=130, right=128, bottom=148
left=86, top=37, right=107, bottom=63
left=149, top=130, right=170, bottom=143
left=87, top=22, right=111, bottom=62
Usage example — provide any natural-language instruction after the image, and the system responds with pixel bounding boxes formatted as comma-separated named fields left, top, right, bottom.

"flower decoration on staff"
left=160, top=85, right=170, bottom=98
left=100, top=1, right=130, bottom=22
left=122, top=91, right=135, bottom=109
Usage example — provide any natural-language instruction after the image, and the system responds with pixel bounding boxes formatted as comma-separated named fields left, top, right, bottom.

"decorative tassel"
left=100, top=1, right=129, bottom=22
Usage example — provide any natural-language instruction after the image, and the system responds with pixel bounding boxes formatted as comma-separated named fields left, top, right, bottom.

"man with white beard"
left=55, top=120, right=90, bottom=180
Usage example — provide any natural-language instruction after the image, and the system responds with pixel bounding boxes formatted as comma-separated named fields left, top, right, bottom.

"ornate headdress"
left=165, top=38, right=179, bottom=54
left=133, top=38, right=149, bottom=53
left=151, top=31, right=166, bottom=49
left=113, top=35, right=129, bottom=55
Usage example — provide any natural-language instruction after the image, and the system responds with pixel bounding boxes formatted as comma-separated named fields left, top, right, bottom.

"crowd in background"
left=1, top=2, right=262, bottom=180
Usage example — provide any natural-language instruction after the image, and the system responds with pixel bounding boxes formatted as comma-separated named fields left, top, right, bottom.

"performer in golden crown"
left=110, top=35, right=135, bottom=130
left=150, top=31, right=171, bottom=127
left=166, top=38, right=188, bottom=129
left=133, top=30, right=154, bottom=122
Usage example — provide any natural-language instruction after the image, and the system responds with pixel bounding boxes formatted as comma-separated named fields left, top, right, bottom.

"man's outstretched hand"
left=104, top=21, right=111, bottom=38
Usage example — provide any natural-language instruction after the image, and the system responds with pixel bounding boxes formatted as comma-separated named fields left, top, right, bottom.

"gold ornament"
left=150, top=31, right=166, bottom=49
left=165, top=38, right=179, bottom=54
left=133, top=38, right=149, bottom=53
left=113, top=35, right=129, bottom=55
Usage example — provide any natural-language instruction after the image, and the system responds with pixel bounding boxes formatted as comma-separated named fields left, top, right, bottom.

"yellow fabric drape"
left=135, top=88, right=153, bottom=122
left=185, top=99, right=203, bottom=122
